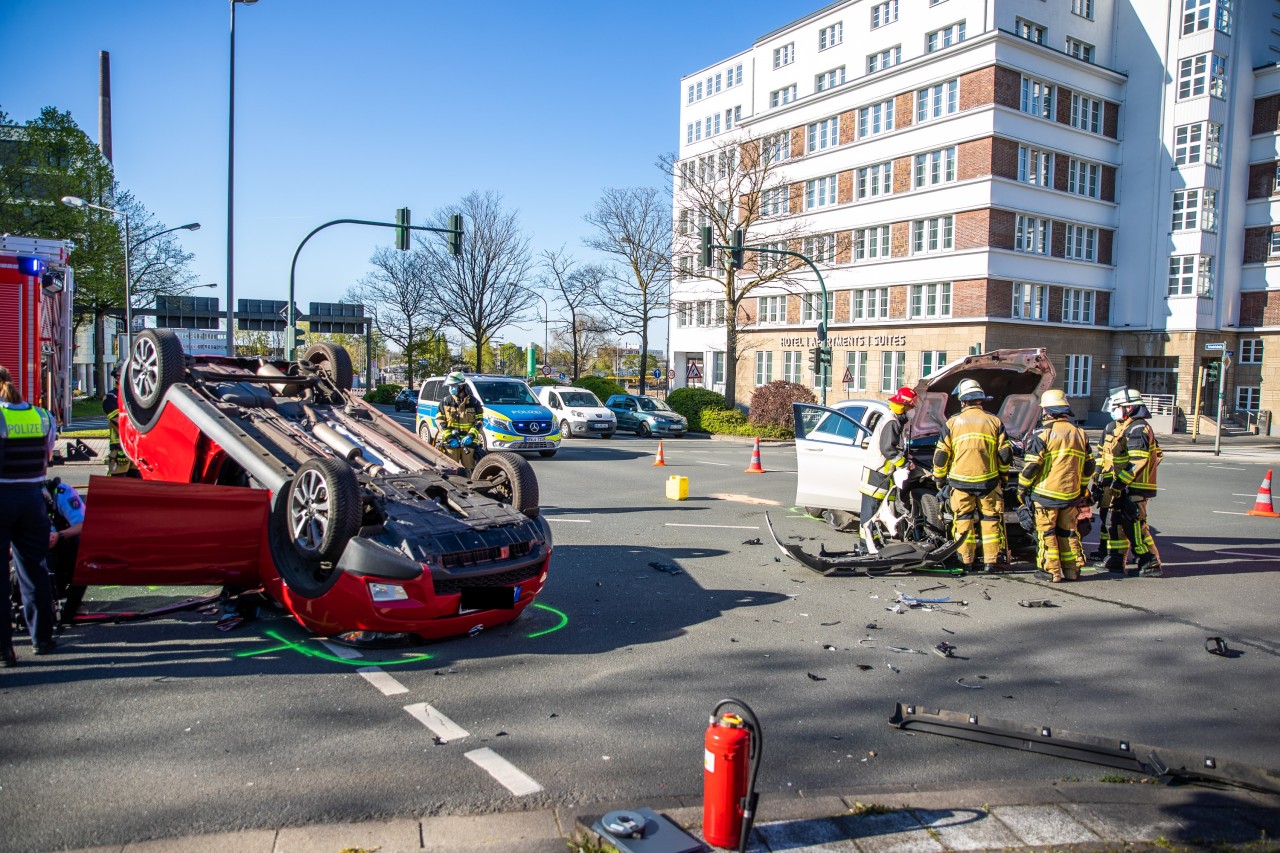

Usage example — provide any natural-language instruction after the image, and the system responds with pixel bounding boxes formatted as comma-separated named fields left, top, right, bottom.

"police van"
left=415, top=374, right=560, bottom=458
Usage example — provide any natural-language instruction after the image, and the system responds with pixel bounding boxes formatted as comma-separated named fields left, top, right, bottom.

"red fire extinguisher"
left=703, top=698, right=762, bottom=852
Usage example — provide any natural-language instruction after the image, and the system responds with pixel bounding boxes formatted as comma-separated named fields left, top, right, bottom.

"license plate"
left=590, top=423, right=609, bottom=429
left=460, top=586, right=517, bottom=611
left=520, top=440, right=549, bottom=449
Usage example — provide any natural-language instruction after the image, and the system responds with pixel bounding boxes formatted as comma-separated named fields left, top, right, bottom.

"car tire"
left=804, top=506, right=824, bottom=519
left=559, top=419, right=571, bottom=439
left=124, top=329, right=186, bottom=434
left=917, top=491, right=947, bottom=538
left=601, top=431, right=615, bottom=439
left=637, top=421, right=652, bottom=438
left=472, top=451, right=540, bottom=518
left=303, top=343, right=354, bottom=391
left=537, top=449, right=557, bottom=458
left=288, top=457, right=363, bottom=563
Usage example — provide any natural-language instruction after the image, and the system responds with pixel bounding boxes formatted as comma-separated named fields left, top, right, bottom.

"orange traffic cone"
left=653, top=441, right=667, bottom=467
left=1247, top=469, right=1280, bottom=517
left=744, top=437, right=765, bottom=474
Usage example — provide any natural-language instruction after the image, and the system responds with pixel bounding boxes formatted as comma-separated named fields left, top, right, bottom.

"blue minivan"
left=415, top=374, right=560, bottom=458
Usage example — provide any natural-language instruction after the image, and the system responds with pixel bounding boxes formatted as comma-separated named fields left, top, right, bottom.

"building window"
left=726, top=64, right=743, bottom=87
left=808, top=117, right=839, bottom=152
left=916, top=79, right=959, bottom=122
left=1174, top=122, right=1203, bottom=165
left=1217, top=0, right=1232, bottom=34
left=1064, top=354, right=1092, bottom=397
left=1167, top=255, right=1213, bottom=296
left=755, top=351, right=773, bottom=386
left=857, top=161, right=893, bottom=199
left=859, top=99, right=895, bottom=137
left=881, top=351, right=906, bottom=391
left=922, top=351, right=948, bottom=377
left=1210, top=54, right=1227, bottom=98
left=687, top=85, right=695, bottom=105
left=1237, top=386, right=1261, bottom=411
left=1062, top=288, right=1095, bottom=324
left=1270, top=231, right=1280, bottom=258
left=871, top=0, right=898, bottom=28
left=1070, top=94, right=1102, bottom=133
left=1015, top=215, right=1050, bottom=254
left=1017, top=18, right=1046, bottom=44
left=802, top=234, right=837, bottom=265
left=801, top=290, right=835, bottom=323
left=927, top=22, right=965, bottom=52
left=783, top=350, right=803, bottom=384
left=1067, top=159, right=1100, bottom=198
left=845, top=351, right=868, bottom=391
left=711, top=352, right=725, bottom=385
left=852, top=286, right=890, bottom=319
left=854, top=227, right=891, bottom=261
left=761, top=186, right=788, bottom=217
left=816, top=66, right=847, bottom=92
left=1066, top=37, right=1094, bottom=62
left=1071, top=0, right=1093, bottom=19
left=1240, top=338, right=1263, bottom=364
left=1183, top=0, right=1229, bottom=35
left=805, top=175, right=838, bottom=209
left=725, top=106, right=742, bottom=130
left=769, top=85, right=797, bottom=108
left=867, top=47, right=901, bottom=73
left=758, top=295, right=786, bottom=324
left=765, top=131, right=791, bottom=162
left=1172, top=188, right=1216, bottom=231
left=1018, top=146, right=1053, bottom=186
left=1012, top=282, right=1048, bottom=320
left=773, top=43, right=794, bottom=69
left=910, top=282, right=952, bottom=317
left=1020, top=77, right=1054, bottom=119
left=1064, top=224, right=1097, bottom=261
left=915, top=146, right=957, bottom=188
left=1179, top=54, right=1225, bottom=99
left=813, top=358, right=832, bottom=389
left=911, top=216, right=954, bottom=254
left=819, top=21, right=843, bottom=50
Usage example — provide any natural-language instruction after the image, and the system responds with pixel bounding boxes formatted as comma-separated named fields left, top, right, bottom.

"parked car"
left=393, top=388, right=416, bottom=411
left=77, top=331, right=551, bottom=643
left=416, top=374, right=560, bottom=458
left=605, top=394, right=688, bottom=437
left=533, top=385, right=616, bottom=438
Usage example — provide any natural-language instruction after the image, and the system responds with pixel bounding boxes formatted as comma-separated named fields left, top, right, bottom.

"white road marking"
left=707, top=493, right=782, bottom=506
left=546, top=517, right=591, bottom=523
left=1206, top=465, right=1246, bottom=471
left=320, top=641, right=363, bottom=660
left=358, top=667, right=409, bottom=696
left=665, top=522, right=761, bottom=530
left=1211, top=511, right=1248, bottom=516
left=1217, top=551, right=1280, bottom=559
left=404, top=703, right=470, bottom=741
left=696, top=460, right=730, bottom=466
left=464, top=748, right=544, bottom=796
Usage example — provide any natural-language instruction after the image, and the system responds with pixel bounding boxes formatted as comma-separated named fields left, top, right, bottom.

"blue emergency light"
left=16, top=256, right=45, bottom=276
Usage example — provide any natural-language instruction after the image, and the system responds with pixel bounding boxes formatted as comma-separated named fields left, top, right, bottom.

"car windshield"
left=561, top=391, right=601, bottom=407
left=637, top=398, right=672, bottom=412
left=472, top=380, right=539, bottom=405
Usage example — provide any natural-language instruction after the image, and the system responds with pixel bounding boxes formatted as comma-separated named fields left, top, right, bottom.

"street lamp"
left=529, top=291, right=551, bottom=376
left=228, top=0, right=260, bottom=355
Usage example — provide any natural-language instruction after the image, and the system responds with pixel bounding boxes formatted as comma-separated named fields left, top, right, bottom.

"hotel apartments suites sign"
left=780, top=333, right=908, bottom=349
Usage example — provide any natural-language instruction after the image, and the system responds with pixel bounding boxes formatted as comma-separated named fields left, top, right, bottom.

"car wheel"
left=804, top=506, right=824, bottom=519
left=559, top=419, right=571, bottom=438
left=303, top=343, right=354, bottom=391
left=601, top=432, right=615, bottom=439
left=917, top=491, right=946, bottom=538
left=637, top=421, right=652, bottom=438
left=471, top=451, right=540, bottom=518
left=288, top=457, right=362, bottom=563
left=124, top=329, right=186, bottom=433
left=537, top=449, right=557, bottom=458
left=417, top=420, right=434, bottom=444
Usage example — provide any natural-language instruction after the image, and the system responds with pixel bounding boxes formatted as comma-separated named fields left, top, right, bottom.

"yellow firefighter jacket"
left=932, top=405, right=1011, bottom=494
left=1018, top=418, right=1095, bottom=507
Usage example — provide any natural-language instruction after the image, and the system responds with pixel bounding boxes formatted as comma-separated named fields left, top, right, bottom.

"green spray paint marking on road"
left=527, top=602, right=568, bottom=638
left=788, top=505, right=824, bottom=520
left=236, top=629, right=433, bottom=665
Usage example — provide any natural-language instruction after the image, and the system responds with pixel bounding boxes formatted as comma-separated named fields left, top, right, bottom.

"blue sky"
left=1, top=0, right=802, bottom=352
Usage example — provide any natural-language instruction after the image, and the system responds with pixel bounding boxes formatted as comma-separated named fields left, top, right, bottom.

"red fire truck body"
left=0, top=236, right=74, bottom=425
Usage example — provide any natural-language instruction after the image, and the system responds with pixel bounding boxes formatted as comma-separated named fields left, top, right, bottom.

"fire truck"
left=0, top=235, right=74, bottom=426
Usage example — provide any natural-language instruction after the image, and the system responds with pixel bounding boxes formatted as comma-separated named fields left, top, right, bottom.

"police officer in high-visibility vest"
left=932, top=379, right=1012, bottom=573
left=1100, top=388, right=1163, bottom=577
left=0, top=365, right=59, bottom=666
left=857, top=386, right=916, bottom=554
left=1018, top=389, right=1095, bottom=583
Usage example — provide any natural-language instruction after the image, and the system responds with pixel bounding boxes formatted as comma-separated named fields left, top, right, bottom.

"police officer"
left=1088, top=389, right=1131, bottom=563
left=436, top=372, right=483, bottom=471
left=1101, top=388, right=1163, bottom=577
left=0, top=365, right=59, bottom=666
left=857, top=386, right=916, bottom=554
left=932, top=379, right=1012, bottom=573
left=44, top=478, right=86, bottom=623
left=1018, top=389, right=1095, bottom=583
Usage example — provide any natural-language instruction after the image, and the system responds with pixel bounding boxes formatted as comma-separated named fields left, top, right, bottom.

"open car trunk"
left=910, top=348, right=1055, bottom=446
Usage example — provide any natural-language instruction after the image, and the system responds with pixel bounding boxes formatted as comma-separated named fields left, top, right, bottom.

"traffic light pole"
left=287, top=217, right=463, bottom=359
left=1214, top=343, right=1227, bottom=457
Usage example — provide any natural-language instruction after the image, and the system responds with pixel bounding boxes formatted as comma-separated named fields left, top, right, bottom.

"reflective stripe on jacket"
left=859, top=413, right=907, bottom=499
left=0, top=404, right=55, bottom=483
left=1095, top=420, right=1130, bottom=486
left=1123, top=418, right=1161, bottom=498
left=932, top=406, right=1011, bottom=493
left=1018, top=418, right=1095, bottom=507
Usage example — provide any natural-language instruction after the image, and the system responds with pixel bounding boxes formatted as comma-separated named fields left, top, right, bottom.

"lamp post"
left=228, top=0, right=260, bottom=355
left=529, top=291, right=551, bottom=375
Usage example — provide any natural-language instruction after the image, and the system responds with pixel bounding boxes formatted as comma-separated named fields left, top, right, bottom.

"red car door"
left=74, top=475, right=269, bottom=587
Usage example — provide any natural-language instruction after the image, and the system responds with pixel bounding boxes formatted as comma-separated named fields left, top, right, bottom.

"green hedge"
left=666, top=387, right=727, bottom=432
left=364, top=383, right=403, bottom=404
left=699, top=407, right=793, bottom=439
left=576, top=376, right=627, bottom=401
left=529, top=377, right=561, bottom=387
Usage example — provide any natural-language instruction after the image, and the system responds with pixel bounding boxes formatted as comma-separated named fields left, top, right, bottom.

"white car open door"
left=792, top=403, right=874, bottom=513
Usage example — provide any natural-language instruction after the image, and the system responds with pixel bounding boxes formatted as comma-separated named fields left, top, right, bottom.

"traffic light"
left=447, top=213, right=463, bottom=256
left=395, top=207, right=411, bottom=251
left=292, top=326, right=305, bottom=358
left=699, top=226, right=713, bottom=268
left=819, top=345, right=833, bottom=368
left=730, top=228, right=744, bottom=270
left=809, top=346, right=823, bottom=376
left=1206, top=360, right=1221, bottom=384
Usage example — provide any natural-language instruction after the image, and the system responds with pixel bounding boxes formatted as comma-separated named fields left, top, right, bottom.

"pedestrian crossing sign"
left=686, top=362, right=702, bottom=380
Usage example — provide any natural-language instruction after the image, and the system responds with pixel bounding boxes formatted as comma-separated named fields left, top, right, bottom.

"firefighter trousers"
left=1034, top=505, right=1083, bottom=581
left=950, top=487, right=1004, bottom=567
left=1106, top=497, right=1159, bottom=562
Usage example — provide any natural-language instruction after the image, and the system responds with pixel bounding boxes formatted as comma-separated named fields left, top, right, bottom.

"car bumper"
left=487, top=430, right=561, bottom=451
left=651, top=424, right=686, bottom=436
left=569, top=421, right=615, bottom=436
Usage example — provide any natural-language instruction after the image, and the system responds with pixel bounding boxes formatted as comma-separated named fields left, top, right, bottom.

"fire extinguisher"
left=703, top=698, right=762, bottom=852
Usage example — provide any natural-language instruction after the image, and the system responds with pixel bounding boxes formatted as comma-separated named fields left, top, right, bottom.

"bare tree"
left=348, top=246, right=441, bottom=389
left=538, top=247, right=610, bottom=382
left=659, top=132, right=812, bottom=407
left=115, top=189, right=201, bottom=312
left=551, top=312, right=610, bottom=380
left=583, top=187, right=671, bottom=396
left=421, top=191, right=535, bottom=373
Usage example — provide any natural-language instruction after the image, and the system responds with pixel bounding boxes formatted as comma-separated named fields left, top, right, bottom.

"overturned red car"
left=75, top=330, right=551, bottom=641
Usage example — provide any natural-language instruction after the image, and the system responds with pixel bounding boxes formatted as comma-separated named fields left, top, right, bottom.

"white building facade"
left=670, top=0, right=1279, bottom=431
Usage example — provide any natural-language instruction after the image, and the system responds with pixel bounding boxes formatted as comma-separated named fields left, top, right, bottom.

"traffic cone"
left=653, top=441, right=667, bottom=467
left=744, top=437, right=765, bottom=474
left=1247, top=469, right=1280, bottom=517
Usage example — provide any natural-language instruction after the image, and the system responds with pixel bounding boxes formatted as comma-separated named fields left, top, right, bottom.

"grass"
left=71, top=397, right=105, bottom=420
left=847, top=802, right=896, bottom=816
left=60, top=429, right=109, bottom=439
left=1098, top=773, right=1159, bottom=784
left=564, top=831, right=620, bottom=853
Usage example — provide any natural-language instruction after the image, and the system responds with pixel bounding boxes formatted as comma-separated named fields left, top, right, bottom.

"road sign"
left=1227, top=350, right=1235, bottom=358
left=841, top=366, right=854, bottom=384
left=542, top=365, right=552, bottom=376
left=653, top=368, right=661, bottom=379
left=1204, top=342, right=1225, bottom=351
left=666, top=369, right=673, bottom=378
left=686, top=362, right=702, bottom=381
left=558, top=372, right=566, bottom=381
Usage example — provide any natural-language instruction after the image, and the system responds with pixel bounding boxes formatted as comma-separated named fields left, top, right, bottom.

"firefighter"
left=932, top=379, right=1012, bottom=573
left=857, top=386, right=916, bottom=554
left=1018, top=389, right=1095, bottom=583
left=0, top=365, right=59, bottom=666
left=102, top=367, right=136, bottom=477
left=436, top=372, right=483, bottom=471
left=1101, top=388, right=1163, bottom=577
left=1088, top=390, right=1130, bottom=563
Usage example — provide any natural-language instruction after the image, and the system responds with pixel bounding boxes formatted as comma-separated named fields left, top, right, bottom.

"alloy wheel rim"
left=130, top=337, right=159, bottom=402
left=290, top=468, right=331, bottom=552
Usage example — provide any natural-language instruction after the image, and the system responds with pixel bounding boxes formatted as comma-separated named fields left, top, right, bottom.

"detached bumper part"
left=765, top=512, right=961, bottom=576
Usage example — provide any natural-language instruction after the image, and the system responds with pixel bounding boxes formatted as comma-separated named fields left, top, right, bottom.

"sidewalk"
left=61, top=780, right=1280, bottom=852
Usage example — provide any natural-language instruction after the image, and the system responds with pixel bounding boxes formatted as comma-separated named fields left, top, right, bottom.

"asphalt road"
left=3, top=417, right=1279, bottom=851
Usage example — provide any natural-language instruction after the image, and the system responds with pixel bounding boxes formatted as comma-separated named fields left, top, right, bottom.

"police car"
left=415, top=374, right=560, bottom=458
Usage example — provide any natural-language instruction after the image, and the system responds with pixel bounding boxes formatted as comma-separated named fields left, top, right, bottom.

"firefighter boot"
left=1098, top=554, right=1125, bottom=573
left=1136, top=554, right=1163, bottom=578
left=860, top=524, right=880, bottom=556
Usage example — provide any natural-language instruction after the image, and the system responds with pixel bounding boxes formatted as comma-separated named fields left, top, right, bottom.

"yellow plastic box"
left=666, top=475, right=689, bottom=501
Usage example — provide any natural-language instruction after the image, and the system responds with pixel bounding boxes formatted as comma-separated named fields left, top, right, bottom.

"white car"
left=533, top=385, right=616, bottom=438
